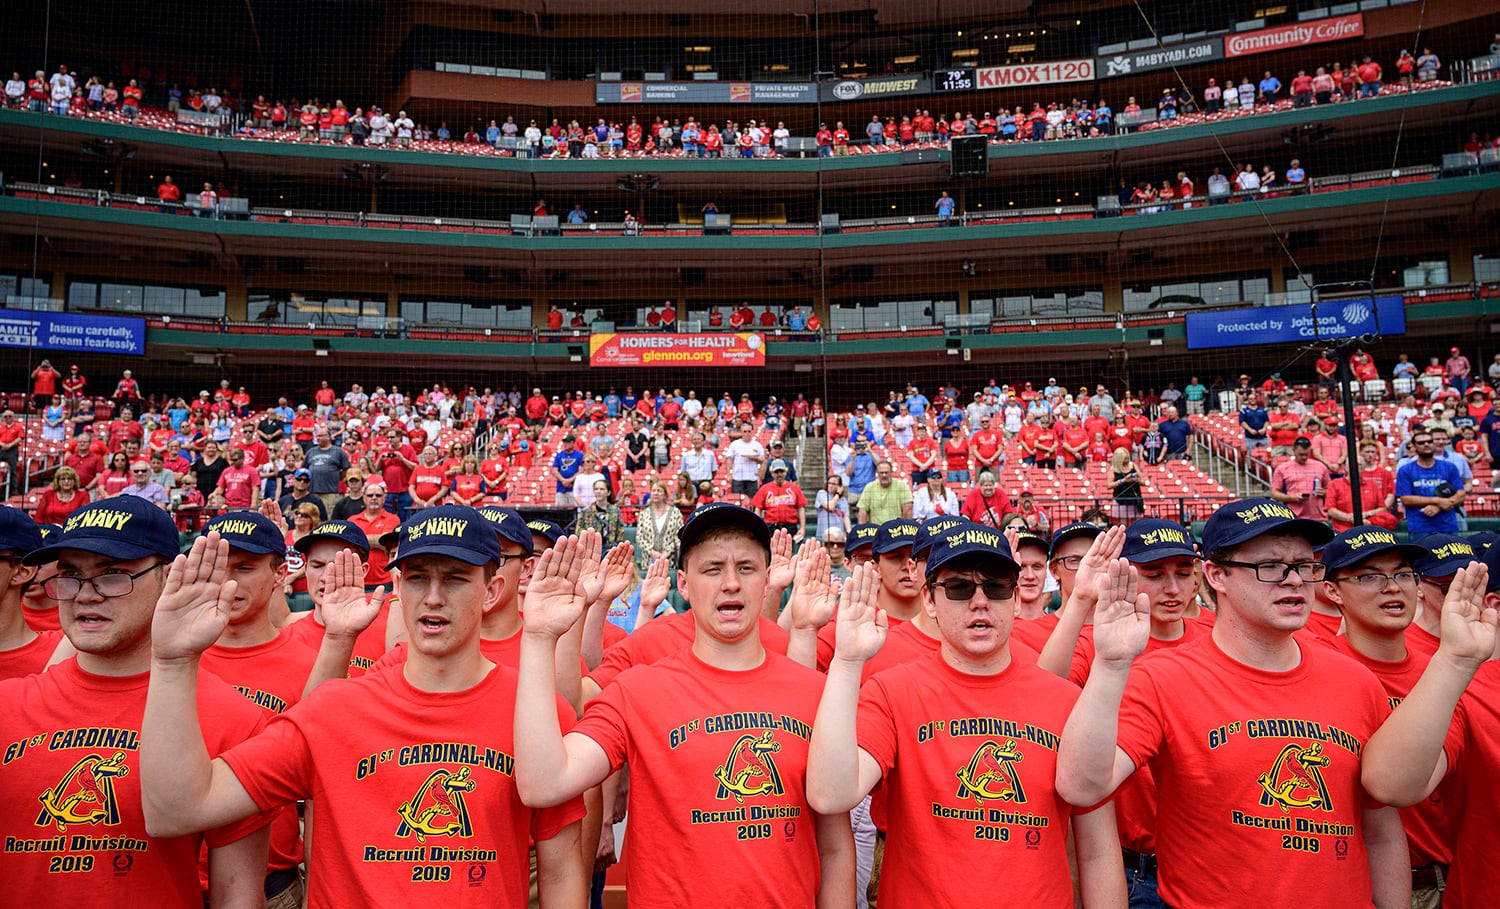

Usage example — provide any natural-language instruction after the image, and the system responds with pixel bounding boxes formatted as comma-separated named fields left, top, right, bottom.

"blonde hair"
left=1111, top=448, right=1132, bottom=471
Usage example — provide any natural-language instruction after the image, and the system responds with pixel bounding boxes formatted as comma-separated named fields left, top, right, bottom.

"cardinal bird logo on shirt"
left=713, top=731, right=784, bottom=803
left=35, top=751, right=130, bottom=831
left=395, top=767, right=476, bottom=843
left=1257, top=742, right=1333, bottom=814
left=955, top=739, right=1027, bottom=806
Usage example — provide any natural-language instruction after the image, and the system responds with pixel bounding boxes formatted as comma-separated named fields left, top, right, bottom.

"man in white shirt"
left=727, top=423, right=766, bottom=501
left=48, top=65, right=74, bottom=114
left=5, top=73, right=25, bottom=108
left=680, top=432, right=718, bottom=484
left=682, top=390, right=703, bottom=423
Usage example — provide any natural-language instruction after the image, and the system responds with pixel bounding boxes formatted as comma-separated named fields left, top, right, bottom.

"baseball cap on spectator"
left=769, top=460, right=789, bottom=473
left=1049, top=522, right=1103, bottom=558
left=1319, top=526, right=1427, bottom=574
left=924, top=523, right=1019, bottom=579
left=1121, top=519, right=1200, bottom=563
left=202, top=512, right=285, bottom=556
left=36, top=523, right=62, bottom=542
left=677, top=503, right=771, bottom=568
left=1201, top=497, right=1334, bottom=556
left=1413, top=534, right=1478, bottom=578
left=872, top=518, right=919, bottom=556
left=475, top=506, right=534, bottom=555
left=1482, top=541, right=1500, bottom=594
left=25, top=496, right=180, bottom=565
left=0, top=507, right=43, bottom=555
left=292, top=469, right=311, bottom=480
left=845, top=524, right=880, bottom=556
left=526, top=519, right=564, bottom=547
left=912, top=517, right=969, bottom=561
left=293, top=519, right=371, bottom=557
left=388, top=505, right=502, bottom=569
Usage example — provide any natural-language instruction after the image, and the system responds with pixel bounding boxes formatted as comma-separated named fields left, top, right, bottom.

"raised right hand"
left=153, top=533, right=237, bottom=662
left=1091, top=558, right=1150, bottom=666
left=322, top=548, right=382, bottom=638
left=832, top=562, right=886, bottom=664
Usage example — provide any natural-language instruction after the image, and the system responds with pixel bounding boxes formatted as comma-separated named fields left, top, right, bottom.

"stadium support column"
left=1339, top=355, right=1363, bottom=523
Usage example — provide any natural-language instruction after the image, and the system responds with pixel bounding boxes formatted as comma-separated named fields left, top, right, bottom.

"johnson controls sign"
left=1098, top=39, right=1222, bottom=78
left=1225, top=14, right=1364, bottom=59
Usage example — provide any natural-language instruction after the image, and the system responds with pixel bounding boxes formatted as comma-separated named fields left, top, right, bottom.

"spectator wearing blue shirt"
left=1095, top=101, right=1113, bottom=135
left=845, top=441, right=877, bottom=498
left=1285, top=159, right=1306, bottom=185
left=1239, top=398, right=1270, bottom=451
left=1397, top=430, right=1465, bottom=535
left=485, top=119, right=501, bottom=147
left=1183, top=377, right=1208, bottom=415
left=787, top=308, right=806, bottom=331
left=604, top=389, right=621, bottom=418
left=935, top=191, right=956, bottom=223
left=567, top=203, right=588, bottom=224
left=1157, top=406, right=1194, bottom=459
left=905, top=386, right=929, bottom=420
left=1258, top=72, right=1282, bottom=104
left=621, top=388, right=638, bottom=411
left=275, top=400, right=296, bottom=433
left=551, top=437, right=586, bottom=506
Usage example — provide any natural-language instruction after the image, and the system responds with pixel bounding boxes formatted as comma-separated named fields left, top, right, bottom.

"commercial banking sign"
left=1097, top=39, right=1222, bottom=78
left=596, top=82, right=816, bottom=104
left=1185, top=296, right=1405, bottom=350
left=0, top=309, right=146, bottom=356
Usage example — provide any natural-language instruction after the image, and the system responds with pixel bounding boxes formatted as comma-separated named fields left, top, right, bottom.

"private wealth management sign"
left=1185, top=296, right=1405, bottom=350
left=1225, top=14, right=1364, bottom=58
left=590, top=333, right=766, bottom=367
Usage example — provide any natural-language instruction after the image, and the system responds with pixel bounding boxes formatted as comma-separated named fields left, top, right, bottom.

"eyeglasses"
left=1421, top=575, right=1454, bottom=594
left=1050, top=555, right=1084, bottom=571
left=931, top=577, right=1018, bottom=601
left=1334, top=570, right=1418, bottom=590
left=1213, top=559, right=1326, bottom=583
left=45, top=564, right=159, bottom=600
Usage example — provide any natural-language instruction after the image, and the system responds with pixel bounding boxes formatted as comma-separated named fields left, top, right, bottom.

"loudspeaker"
left=821, top=213, right=841, bottom=234
left=1095, top=196, right=1122, bottom=218
left=950, top=135, right=989, bottom=177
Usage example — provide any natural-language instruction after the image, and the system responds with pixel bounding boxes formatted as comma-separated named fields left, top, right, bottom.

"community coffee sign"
left=1097, top=38, right=1222, bottom=78
left=821, top=75, right=932, bottom=102
left=1225, top=13, right=1364, bottom=59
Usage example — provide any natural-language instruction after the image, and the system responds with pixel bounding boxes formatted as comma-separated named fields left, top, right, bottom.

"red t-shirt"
left=0, top=660, right=268, bottom=906
left=587, top=610, right=791, bottom=690
left=857, top=652, right=1085, bottom=906
left=1116, top=637, right=1389, bottom=908
left=222, top=665, right=583, bottom=908
left=1301, top=610, right=1343, bottom=646
left=1440, top=661, right=1500, bottom=906
left=216, top=464, right=259, bottom=507
left=348, top=508, right=400, bottom=587
left=970, top=430, right=1002, bottom=463
left=283, top=598, right=392, bottom=677
left=816, top=616, right=907, bottom=673
left=200, top=629, right=320, bottom=871
left=0, top=628, right=63, bottom=680
left=1014, top=424, right=1040, bottom=457
left=1108, top=425, right=1135, bottom=452
left=573, top=649, right=825, bottom=908
left=960, top=489, right=1012, bottom=527
left=943, top=437, right=969, bottom=472
left=1060, top=426, right=1089, bottom=458
left=907, top=437, right=937, bottom=469
left=451, top=472, right=485, bottom=503
left=410, top=465, right=448, bottom=504
left=751, top=481, right=806, bottom=525
left=380, top=444, right=416, bottom=494
left=1329, top=636, right=1451, bottom=868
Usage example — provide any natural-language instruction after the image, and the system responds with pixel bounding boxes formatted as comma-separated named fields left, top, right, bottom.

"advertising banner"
left=1097, top=39, right=1223, bottom=78
left=589, top=332, right=767, bottom=367
left=596, top=82, right=816, bottom=104
left=0, top=309, right=146, bottom=355
left=1185, top=295, right=1405, bottom=350
left=820, top=75, right=931, bottom=102
left=1225, top=14, right=1364, bottom=59
left=974, top=59, right=1095, bottom=89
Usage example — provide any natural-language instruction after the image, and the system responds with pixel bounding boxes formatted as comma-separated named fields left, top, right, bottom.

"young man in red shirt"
left=142, top=506, right=587, bottom=908
left=971, top=415, right=1005, bottom=472
left=1313, top=526, right=1454, bottom=906
left=6, top=497, right=270, bottom=906
left=1058, top=498, right=1409, bottom=908
left=516, top=505, right=855, bottom=907
left=807, top=525, right=1123, bottom=907
left=1361, top=548, right=1495, bottom=909
left=282, top=519, right=396, bottom=676
left=0, top=508, right=67, bottom=679
left=907, top=422, right=938, bottom=485
left=751, top=460, right=807, bottom=539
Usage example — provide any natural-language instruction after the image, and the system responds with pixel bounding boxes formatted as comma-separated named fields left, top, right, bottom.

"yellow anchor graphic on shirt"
left=713, top=731, right=785, bottom=803
left=955, top=739, right=1027, bottom=806
left=1257, top=742, right=1332, bottom=814
left=36, top=751, right=130, bottom=832
left=395, top=767, right=476, bottom=843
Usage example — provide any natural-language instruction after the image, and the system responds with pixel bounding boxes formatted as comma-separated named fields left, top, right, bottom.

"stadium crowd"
left=2, top=51, right=1459, bottom=162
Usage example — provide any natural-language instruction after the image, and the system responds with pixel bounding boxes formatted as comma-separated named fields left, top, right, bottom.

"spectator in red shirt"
left=970, top=416, right=1004, bottom=472
left=960, top=471, right=1012, bottom=527
left=29, top=359, right=59, bottom=412
left=0, top=410, right=25, bottom=493
left=215, top=448, right=260, bottom=509
left=1326, top=442, right=1398, bottom=531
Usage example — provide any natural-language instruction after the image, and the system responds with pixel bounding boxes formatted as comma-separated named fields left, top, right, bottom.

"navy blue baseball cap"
left=476, top=506, right=535, bottom=555
left=0, top=507, right=43, bottom=555
left=1320, top=526, right=1427, bottom=574
left=1011, top=530, right=1049, bottom=556
left=36, top=523, right=62, bottom=542
left=293, top=519, right=372, bottom=557
left=845, top=524, right=879, bottom=556
left=1201, top=497, right=1334, bottom=556
left=872, top=518, right=919, bottom=556
left=526, top=519, right=564, bottom=546
left=924, top=524, right=1020, bottom=579
left=1050, top=521, right=1103, bottom=558
left=912, top=517, right=969, bottom=561
left=1466, top=531, right=1500, bottom=554
left=203, top=511, right=285, bottom=556
left=677, top=503, right=771, bottom=568
left=1414, top=534, right=1478, bottom=578
left=388, top=505, right=502, bottom=568
left=1482, top=540, right=1500, bottom=594
left=1121, top=519, right=1199, bottom=563
left=25, top=496, right=181, bottom=565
